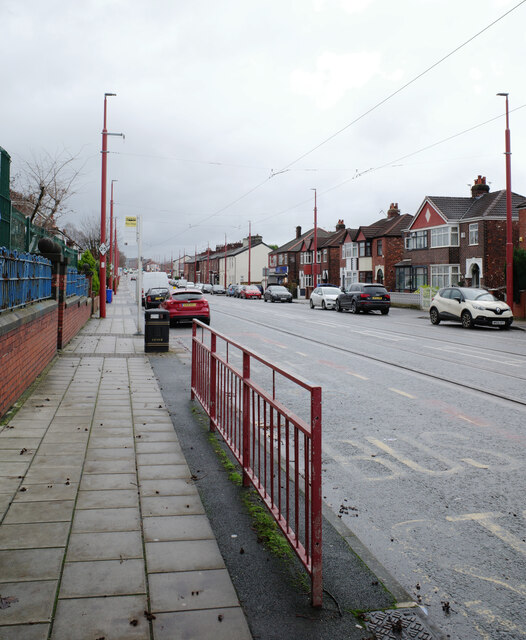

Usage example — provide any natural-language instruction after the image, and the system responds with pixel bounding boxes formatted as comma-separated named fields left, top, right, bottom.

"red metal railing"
left=191, top=320, right=323, bottom=606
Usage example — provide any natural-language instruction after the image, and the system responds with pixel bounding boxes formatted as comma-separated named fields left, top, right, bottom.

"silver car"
left=309, top=286, right=341, bottom=310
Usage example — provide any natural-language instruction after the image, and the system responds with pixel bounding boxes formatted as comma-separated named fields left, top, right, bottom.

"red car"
left=240, top=285, right=262, bottom=299
left=160, top=289, right=210, bottom=326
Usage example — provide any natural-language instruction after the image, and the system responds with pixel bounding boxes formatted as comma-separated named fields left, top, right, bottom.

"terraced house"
left=396, top=176, right=524, bottom=293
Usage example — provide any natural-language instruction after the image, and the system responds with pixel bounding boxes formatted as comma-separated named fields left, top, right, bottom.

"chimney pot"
left=296, top=225, right=302, bottom=238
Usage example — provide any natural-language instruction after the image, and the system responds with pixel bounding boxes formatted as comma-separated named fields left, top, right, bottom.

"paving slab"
left=66, top=530, right=143, bottom=561
left=153, top=608, right=252, bottom=640
left=72, top=507, right=141, bottom=533
left=50, top=595, right=149, bottom=640
left=79, top=473, right=137, bottom=491
left=137, top=464, right=191, bottom=481
left=83, top=459, right=136, bottom=474
left=0, top=548, right=63, bottom=581
left=139, top=478, right=198, bottom=497
left=76, top=489, right=139, bottom=509
left=149, top=569, right=240, bottom=613
left=13, top=484, right=78, bottom=503
left=140, top=495, right=205, bottom=516
left=0, top=522, right=70, bottom=549
left=0, top=624, right=50, bottom=639
left=146, top=539, right=226, bottom=573
left=143, top=515, right=215, bottom=542
left=0, top=580, right=57, bottom=624
left=3, top=500, right=75, bottom=524
left=60, top=559, right=146, bottom=597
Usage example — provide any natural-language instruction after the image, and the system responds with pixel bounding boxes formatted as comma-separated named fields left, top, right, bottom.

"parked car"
left=264, top=286, right=293, bottom=303
left=226, top=284, right=239, bottom=297
left=234, top=285, right=244, bottom=298
left=144, top=287, right=170, bottom=309
left=160, top=289, right=210, bottom=326
left=141, top=272, right=170, bottom=306
left=187, top=282, right=195, bottom=288
left=310, top=286, right=341, bottom=310
left=240, top=285, right=262, bottom=299
left=429, top=286, right=513, bottom=329
left=212, top=284, right=226, bottom=295
left=336, top=283, right=390, bottom=314
left=202, top=283, right=213, bottom=294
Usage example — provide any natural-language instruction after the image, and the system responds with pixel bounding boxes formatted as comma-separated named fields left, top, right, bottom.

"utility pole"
left=248, top=220, right=252, bottom=285
left=497, top=93, right=514, bottom=305
left=224, top=234, right=227, bottom=288
left=311, top=188, right=318, bottom=288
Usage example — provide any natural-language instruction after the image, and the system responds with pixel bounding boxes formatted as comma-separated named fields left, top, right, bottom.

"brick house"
left=266, top=226, right=331, bottom=291
left=340, top=205, right=412, bottom=290
left=395, top=176, right=524, bottom=293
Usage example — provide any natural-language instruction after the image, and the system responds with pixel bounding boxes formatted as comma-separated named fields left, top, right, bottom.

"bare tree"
left=64, top=215, right=101, bottom=258
left=10, top=149, right=85, bottom=228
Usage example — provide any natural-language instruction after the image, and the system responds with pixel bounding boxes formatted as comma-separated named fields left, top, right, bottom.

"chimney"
left=471, top=175, right=490, bottom=198
left=387, top=203, right=400, bottom=219
left=296, top=225, right=302, bottom=238
left=335, top=219, right=345, bottom=231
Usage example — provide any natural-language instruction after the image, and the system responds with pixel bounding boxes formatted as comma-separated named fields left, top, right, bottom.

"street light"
left=99, top=92, right=123, bottom=318
left=109, top=179, right=118, bottom=292
left=311, top=188, right=317, bottom=288
left=497, top=93, right=514, bottom=306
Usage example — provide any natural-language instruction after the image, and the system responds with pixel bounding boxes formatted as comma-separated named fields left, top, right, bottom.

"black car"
left=264, top=285, right=293, bottom=303
left=144, top=287, right=170, bottom=309
left=336, top=283, right=390, bottom=314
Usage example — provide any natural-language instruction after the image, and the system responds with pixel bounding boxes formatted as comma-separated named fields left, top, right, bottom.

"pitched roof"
left=270, top=228, right=330, bottom=254
left=426, top=189, right=525, bottom=222
left=359, top=214, right=413, bottom=239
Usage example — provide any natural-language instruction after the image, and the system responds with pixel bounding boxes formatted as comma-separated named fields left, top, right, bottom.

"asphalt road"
left=168, top=294, right=526, bottom=640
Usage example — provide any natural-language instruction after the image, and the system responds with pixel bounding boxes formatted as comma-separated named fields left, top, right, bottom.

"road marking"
left=457, top=414, right=485, bottom=426
left=346, top=371, right=369, bottom=380
left=428, top=345, right=521, bottom=367
left=389, top=387, right=416, bottom=399
left=296, top=351, right=308, bottom=357
left=446, top=512, right=526, bottom=556
left=461, top=458, right=489, bottom=469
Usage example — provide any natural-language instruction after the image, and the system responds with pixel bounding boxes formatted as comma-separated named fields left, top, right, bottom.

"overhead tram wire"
left=274, top=0, right=526, bottom=174
left=254, top=103, right=526, bottom=225
left=145, top=0, right=526, bottom=252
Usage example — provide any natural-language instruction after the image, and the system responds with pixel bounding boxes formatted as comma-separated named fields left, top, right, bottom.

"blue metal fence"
left=66, top=267, right=89, bottom=298
left=0, top=247, right=52, bottom=311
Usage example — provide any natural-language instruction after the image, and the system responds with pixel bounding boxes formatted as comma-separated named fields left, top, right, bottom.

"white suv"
left=429, top=287, right=513, bottom=330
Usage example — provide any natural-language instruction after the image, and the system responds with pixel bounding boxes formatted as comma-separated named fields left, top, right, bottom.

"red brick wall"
left=60, top=297, right=92, bottom=348
left=0, top=302, right=58, bottom=419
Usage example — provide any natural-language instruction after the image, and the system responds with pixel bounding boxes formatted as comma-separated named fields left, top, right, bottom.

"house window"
left=269, top=255, right=277, bottom=267
left=377, top=240, right=383, bottom=256
left=300, top=253, right=304, bottom=265
left=304, top=274, right=313, bottom=287
left=316, top=250, right=321, bottom=264
left=323, top=249, right=328, bottom=261
left=359, top=241, right=372, bottom=257
left=405, top=230, right=428, bottom=250
left=284, top=254, right=288, bottom=264
left=278, top=254, right=283, bottom=265
left=413, top=266, right=428, bottom=289
left=431, top=264, right=460, bottom=288
left=430, top=226, right=459, bottom=248
left=359, top=271, right=373, bottom=283
left=469, top=223, right=479, bottom=245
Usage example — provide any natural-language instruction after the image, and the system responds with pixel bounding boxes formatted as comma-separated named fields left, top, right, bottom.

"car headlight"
left=471, top=303, right=485, bottom=311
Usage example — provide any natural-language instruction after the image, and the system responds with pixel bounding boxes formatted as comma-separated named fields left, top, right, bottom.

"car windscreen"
left=246, top=285, right=260, bottom=291
left=171, top=292, right=204, bottom=301
left=462, top=289, right=495, bottom=301
left=269, top=287, right=288, bottom=293
left=149, top=288, right=169, bottom=295
left=320, top=287, right=339, bottom=295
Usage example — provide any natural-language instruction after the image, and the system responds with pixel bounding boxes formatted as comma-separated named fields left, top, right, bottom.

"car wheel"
left=322, top=301, right=326, bottom=310
left=429, top=307, right=440, bottom=325
left=271, top=298, right=275, bottom=303
left=336, top=300, right=342, bottom=312
left=461, top=310, right=474, bottom=329
left=310, top=299, right=314, bottom=309
left=381, top=308, right=389, bottom=315
left=350, top=300, right=358, bottom=314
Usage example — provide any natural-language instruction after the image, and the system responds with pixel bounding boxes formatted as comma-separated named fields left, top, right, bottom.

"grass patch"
left=241, top=491, right=294, bottom=561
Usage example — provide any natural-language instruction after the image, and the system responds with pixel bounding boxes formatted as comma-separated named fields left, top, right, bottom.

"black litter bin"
left=144, top=309, right=170, bottom=352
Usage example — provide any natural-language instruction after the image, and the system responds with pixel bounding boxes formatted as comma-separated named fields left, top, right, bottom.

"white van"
left=141, top=272, right=171, bottom=306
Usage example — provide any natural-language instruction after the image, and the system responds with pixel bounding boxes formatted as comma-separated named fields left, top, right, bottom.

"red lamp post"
left=207, top=243, right=210, bottom=283
left=224, top=234, right=227, bottom=288
left=497, top=93, right=514, bottom=306
left=114, top=217, right=118, bottom=291
left=311, top=189, right=318, bottom=288
left=248, top=220, right=252, bottom=285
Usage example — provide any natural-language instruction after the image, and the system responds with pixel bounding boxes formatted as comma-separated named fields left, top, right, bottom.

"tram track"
left=213, top=307, right=526, bottom=409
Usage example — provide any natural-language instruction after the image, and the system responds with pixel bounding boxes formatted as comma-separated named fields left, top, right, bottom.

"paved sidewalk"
left=0, top=286, right=252, bottom=639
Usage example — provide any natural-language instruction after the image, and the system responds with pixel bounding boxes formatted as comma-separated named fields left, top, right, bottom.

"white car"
left=309, top=286, right=341, bottom=310
left=429, top=286, right=513, bottom=329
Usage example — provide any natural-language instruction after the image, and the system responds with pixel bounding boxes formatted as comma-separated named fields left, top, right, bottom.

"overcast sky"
left=3, top=0, right=526, bottom=262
